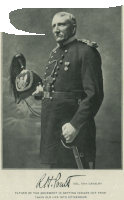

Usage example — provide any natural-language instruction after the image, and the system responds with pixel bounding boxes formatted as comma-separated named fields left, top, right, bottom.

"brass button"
left=53, top=78, right=56, bottom=81
left=65, top=50, right=68, bottom=53
left=46, top=67, right=49, bottom=70
left=57, top=66, right=59, bottom=70
left=61, top=55, right=64, bottom=58
left=60, top=60, right=63, bottom=64
left=55, top=72, right=57, bottom=76
left=52, top=85, right=54, bottom=88
left=50, top=97, right=53, bottom=99
left=52, top=90, right=55, bottom=93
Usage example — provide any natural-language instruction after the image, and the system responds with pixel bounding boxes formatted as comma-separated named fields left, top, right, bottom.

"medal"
left=64, top=62, right=70, bottom=71
left=64, top=66, right=69, bottom=71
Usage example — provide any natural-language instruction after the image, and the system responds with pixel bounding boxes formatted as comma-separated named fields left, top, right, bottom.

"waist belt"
left=43, top=91, right=85, bottom=99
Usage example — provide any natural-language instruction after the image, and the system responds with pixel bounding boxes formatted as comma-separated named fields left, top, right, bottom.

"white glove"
left=62, top=123, right=79, bottom=143
left=32, top=85, right=43, bottom=96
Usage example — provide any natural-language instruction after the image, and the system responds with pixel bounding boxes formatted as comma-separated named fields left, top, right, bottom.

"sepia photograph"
left=2, top=7, right=121, bottom=170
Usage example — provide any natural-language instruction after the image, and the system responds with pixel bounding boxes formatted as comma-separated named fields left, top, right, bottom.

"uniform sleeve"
left=70, top=47, right=104, bottom=130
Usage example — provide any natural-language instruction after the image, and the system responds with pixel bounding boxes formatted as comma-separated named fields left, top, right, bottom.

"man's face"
left=52, top=15, right=75, bottom=44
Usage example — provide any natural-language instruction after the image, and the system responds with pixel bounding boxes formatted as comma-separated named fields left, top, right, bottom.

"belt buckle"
left=44, top=91, right=50, bottom=98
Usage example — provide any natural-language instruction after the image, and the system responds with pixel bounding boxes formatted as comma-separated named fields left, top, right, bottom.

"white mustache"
left=54, top=33, right=64, bottom=38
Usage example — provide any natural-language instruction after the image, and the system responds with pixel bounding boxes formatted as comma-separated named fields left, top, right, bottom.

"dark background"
left=2, top=7, right=121, bottom=169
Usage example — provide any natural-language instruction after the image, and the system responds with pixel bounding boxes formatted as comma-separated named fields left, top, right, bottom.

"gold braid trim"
left=77, top=39, right=98, bottom=48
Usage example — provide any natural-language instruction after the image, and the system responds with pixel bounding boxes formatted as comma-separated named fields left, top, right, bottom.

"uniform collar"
left=57, top=36, right=76, bottom=48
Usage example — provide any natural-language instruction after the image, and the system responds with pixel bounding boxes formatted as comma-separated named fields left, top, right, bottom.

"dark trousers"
left=51, top=160, right=95, bottom=169
left=40, top=159, right=95, bottom=169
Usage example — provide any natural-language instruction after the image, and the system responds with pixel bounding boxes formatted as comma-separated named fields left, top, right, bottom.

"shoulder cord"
left=24, top=99, right=41, bottom=117
left=50, top=55, right=64, bottom=77
left=49, top=45, right=59, bottom=59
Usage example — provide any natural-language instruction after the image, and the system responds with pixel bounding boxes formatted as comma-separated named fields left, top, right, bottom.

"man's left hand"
left=32, top=85, right=43, bottom=96
left=62, top=123, right=79, bottom=143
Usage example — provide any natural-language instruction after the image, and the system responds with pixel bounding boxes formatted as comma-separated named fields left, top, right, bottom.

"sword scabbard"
left=72, top=146, right=83, bottom=169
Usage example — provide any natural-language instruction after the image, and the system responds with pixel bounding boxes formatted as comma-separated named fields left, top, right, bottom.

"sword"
left=61, top=135, right=83, bottom=169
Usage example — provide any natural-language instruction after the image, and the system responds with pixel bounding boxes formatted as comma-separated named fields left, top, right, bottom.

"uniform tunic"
left=40, top=38, right=104, bottom=167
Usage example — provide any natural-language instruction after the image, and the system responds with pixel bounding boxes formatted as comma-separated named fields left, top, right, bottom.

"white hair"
left=53, top=12, right=77, bottom=27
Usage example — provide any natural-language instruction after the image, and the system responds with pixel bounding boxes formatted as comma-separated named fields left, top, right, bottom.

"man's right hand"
left=32, top=85, right=43, bottom=96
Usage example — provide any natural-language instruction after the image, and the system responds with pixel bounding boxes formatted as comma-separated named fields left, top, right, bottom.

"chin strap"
left=24, top=99, right=41, bottom=117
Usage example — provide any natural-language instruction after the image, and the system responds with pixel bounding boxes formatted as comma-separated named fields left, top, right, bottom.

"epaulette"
left=77, top=39, right=98, bottom=48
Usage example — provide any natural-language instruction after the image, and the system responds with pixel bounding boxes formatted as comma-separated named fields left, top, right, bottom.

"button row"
left=49, top=49, right=68, bottom=64
left=43, top=49, right=69, bottom=95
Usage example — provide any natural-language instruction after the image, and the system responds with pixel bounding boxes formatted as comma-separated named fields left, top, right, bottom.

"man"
left=33, top=12, right=104, bottom=169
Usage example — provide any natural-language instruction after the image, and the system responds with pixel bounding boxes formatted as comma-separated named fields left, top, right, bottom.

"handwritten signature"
left=36, top=173, right=84, bottom=188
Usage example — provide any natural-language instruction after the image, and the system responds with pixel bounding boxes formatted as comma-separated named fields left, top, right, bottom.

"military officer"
left=33, top=12, right=104, bottom=169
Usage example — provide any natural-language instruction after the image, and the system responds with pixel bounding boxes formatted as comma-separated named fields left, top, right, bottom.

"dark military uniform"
left=40, top=38, right=103, bottom=169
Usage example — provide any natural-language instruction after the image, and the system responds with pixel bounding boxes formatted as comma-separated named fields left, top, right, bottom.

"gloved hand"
left=32, top=85, right=43, bottom=96
left=62, top=123, right=79, bottom=143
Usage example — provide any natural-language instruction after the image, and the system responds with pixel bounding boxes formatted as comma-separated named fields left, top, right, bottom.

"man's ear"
left=73, top=25, right=76, bottom=34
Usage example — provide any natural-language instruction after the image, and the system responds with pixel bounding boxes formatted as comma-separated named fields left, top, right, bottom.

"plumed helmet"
left=10, top=53, right=42, bottom=103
